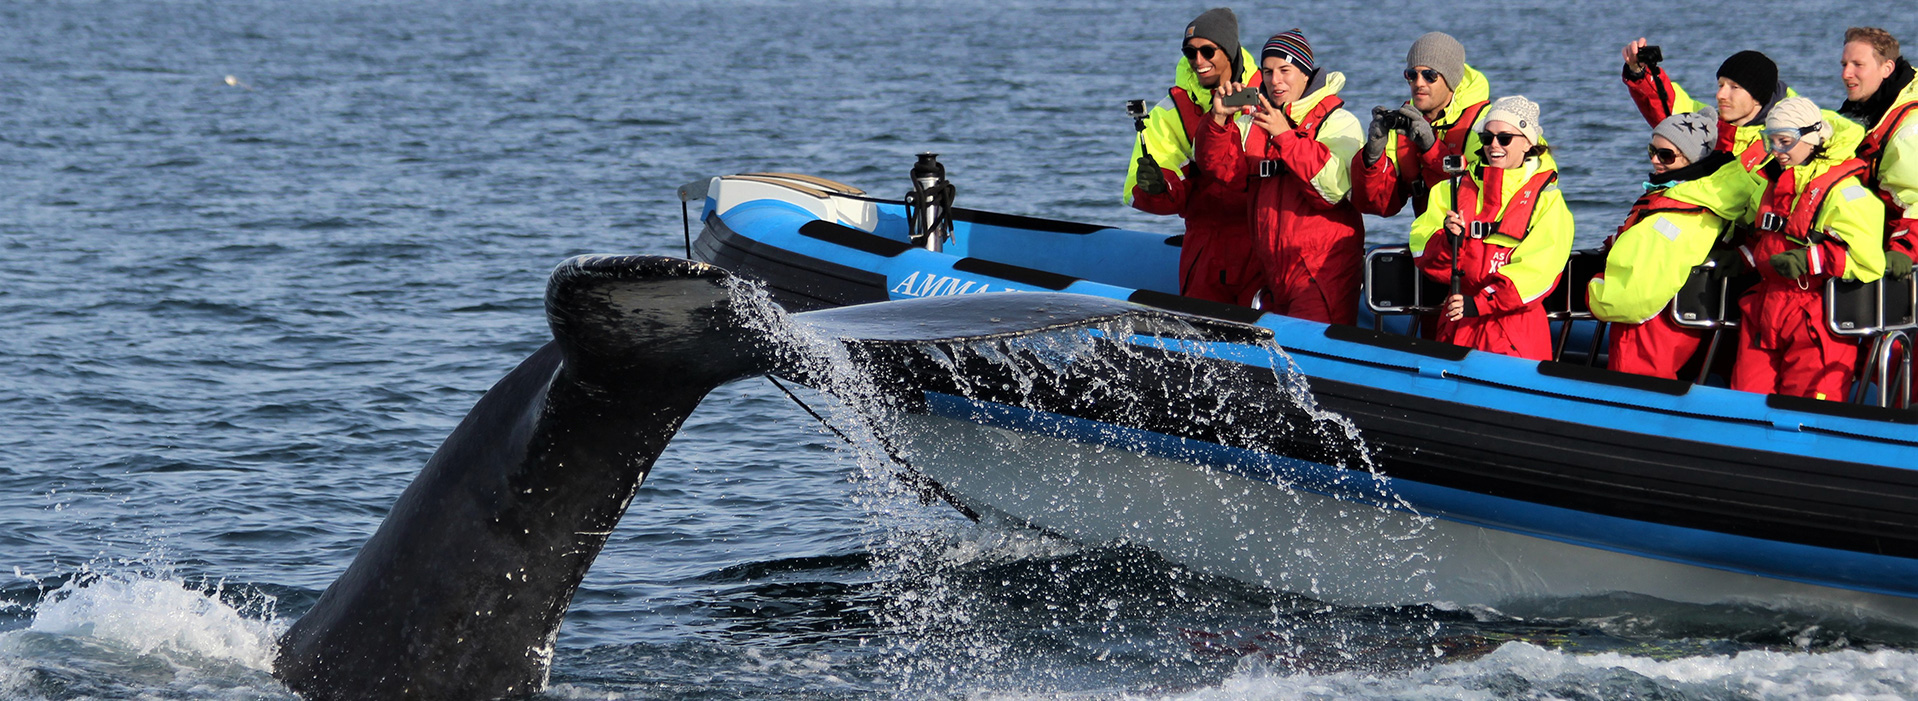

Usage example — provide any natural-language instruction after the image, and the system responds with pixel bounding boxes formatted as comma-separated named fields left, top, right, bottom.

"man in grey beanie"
left=1350, top=31, right=1496, bottom=219
left=1123, top=8, right=1264, bottom=306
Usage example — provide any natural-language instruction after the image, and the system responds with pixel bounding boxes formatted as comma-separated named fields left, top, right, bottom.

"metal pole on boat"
left=910, top=153, right=951, bottom=252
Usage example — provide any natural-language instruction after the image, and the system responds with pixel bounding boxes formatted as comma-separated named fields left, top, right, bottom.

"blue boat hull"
left=686, top=173, right=1918, bottom=615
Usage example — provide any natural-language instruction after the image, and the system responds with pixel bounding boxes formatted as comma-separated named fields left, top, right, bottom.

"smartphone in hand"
left=1220, top=89, right=1263, bottom=108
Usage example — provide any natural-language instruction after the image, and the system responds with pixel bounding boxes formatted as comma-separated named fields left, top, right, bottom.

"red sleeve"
left=1416, top=227, right=1455, bottom=284
left=1811, top=238, right=1850, bottom=280
left=1128, top=165, right=1189, bottom=216
left=1270, top=129, right=1340, bottom=209
left=1623, top=65, right=1678, bottom=127
left=1466, top=272, right=1529, bottom=317
left=1890, top=218, right=1918, bottom=258
left=1195, top=117, right=1249, bottom=192
left=1348, top=150, right=1408, bottom=217
left=1415, top=141, right=1453, bottom=189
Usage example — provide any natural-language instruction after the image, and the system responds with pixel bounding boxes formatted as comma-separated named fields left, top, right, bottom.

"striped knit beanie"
left=1262, top=29, right=1315, bottom=74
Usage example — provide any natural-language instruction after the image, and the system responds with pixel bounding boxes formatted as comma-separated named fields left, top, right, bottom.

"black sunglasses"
left=1647, top=145, right=1681, bottom=165
left=1480, top=131, right=1524, bottom=146
left=1182, top=44, right=1220, bottom=61
left=1404, top=68, right=1443, bottom=84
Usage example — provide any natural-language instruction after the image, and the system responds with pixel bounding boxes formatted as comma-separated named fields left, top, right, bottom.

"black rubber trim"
left=798, top=220, right=912, bottom=258
left=951, top=257, right=1078, bottom=291
left=693, top=217, right=890, bottom=311
left=1767, top=393, right=1918, bottom=425
left=1126, top=289, right=1267, bottom=325
left=951, top=208, right=1112, bottom=235
left=1323, top=323, right=1471, bottom=361
left=1536, top=360, right=1691, bottom=396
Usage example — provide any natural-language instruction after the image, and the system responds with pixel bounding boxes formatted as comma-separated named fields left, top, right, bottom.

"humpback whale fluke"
left=273, top=254, right=1226, bottom=699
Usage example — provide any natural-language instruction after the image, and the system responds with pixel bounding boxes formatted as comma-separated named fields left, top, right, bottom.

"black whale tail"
left=272, top=255, right=1228, bottom=700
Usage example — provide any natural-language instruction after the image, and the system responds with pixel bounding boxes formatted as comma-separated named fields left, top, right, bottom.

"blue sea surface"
left=2, top=1, right=1916, bottom=698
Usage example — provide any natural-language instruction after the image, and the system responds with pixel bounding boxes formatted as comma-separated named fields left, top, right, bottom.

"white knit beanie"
left=1765, top=96, right=1830, bottom=147
left=1480, top=95, right=1543, bottom=145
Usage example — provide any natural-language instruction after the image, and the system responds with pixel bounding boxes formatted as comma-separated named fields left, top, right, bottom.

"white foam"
left=1136, top=642, right=1918, bottom=701
left=13, top=571, right=282, bottom=671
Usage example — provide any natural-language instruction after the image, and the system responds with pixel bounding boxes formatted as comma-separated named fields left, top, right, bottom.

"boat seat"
left=1364, top=246, right=1445, bottom=315
left=1829, top=276, right=1918, bottom=408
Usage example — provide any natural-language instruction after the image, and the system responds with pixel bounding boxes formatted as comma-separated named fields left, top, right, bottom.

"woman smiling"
left=1409, top=96, right=1575, bottom=360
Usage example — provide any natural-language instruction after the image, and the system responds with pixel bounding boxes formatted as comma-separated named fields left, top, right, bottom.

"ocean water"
left=2, top=0, right=1916, bottom=698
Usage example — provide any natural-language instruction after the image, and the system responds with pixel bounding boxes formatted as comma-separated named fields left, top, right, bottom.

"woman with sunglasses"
left=1588, top=110, right=1733, bottom=379
left=1730, top=96, right=1886, bottom=401
left=1408, top=96, right=1573, bottom=360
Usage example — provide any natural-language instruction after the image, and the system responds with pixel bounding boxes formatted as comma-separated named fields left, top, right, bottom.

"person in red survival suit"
left=1124, top=8, right=1266, bottom=306
left=1731, top=97, right=1887, bottom=401
left=1350, top=32, right=1495, bottom=218
left=1195, top=29, right=1365, bottom=325
left=1410, top=96, right=1575, bottom=360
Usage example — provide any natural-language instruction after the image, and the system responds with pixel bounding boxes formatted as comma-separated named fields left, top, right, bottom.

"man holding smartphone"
left=1124, top=8, right=1264, bottom=306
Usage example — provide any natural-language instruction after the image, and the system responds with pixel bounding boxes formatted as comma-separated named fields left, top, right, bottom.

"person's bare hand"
left=1210, top=80, right=1245, bottom=125
left=1250, top=90, right=1290, bottom=136
left=1622, top=37, right=1648, bottom=74
left=1443, top=210, right=1466, bottom=238
left=1445, top=293, right=1466, bottom=321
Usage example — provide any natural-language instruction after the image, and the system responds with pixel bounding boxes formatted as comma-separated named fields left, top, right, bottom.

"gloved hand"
left=1135, top=153, right=1168, bottom=195
left=1398, top=103, right=1437, bottom=151
left=1770, top=248, right=1810, bottom=280
left=1887, top=250, right=1914, bottom=279
left=1363, top=106, right=1394, bottom=166
left=1704, top=245, right=1745, bottom=273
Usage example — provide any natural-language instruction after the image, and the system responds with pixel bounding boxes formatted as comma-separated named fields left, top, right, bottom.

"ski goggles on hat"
left=1404, top=68, right=1443, bottom=84
left=1764, top=124, right=1819, bottom=154
left=1182, top=44, right=1221, bottom=61
left=1647, top=145, right=1682, bottom=165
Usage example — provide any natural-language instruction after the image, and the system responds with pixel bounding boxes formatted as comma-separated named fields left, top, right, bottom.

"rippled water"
left=2, top=0, right=1916, bottom=698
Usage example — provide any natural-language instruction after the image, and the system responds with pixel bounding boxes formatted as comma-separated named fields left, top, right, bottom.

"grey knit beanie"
left=1405, top=32, right=1466, bottom=90
left=1765, top=96, right=1831, bottom=147
left=1652, top=110, right=1719, bottom=163
left=1185, top=9, right=1243, bottom=76
left=1482, top=95, right=1543, bottom=144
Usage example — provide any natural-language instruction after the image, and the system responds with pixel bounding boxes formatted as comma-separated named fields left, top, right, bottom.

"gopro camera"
left=1636, top=45, right=1663, bottom=70
left=1126, top=99, right=1149, bottom=132
left=1442, top=154, right=1465, bottom=175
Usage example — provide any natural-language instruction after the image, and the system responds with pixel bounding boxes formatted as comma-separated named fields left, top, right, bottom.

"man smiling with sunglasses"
left=1124, top=8, right=1265, bottom=306
left=1350, top=32, right=1494, bottom=218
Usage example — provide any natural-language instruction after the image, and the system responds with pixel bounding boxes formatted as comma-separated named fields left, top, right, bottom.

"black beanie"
left=1184, top=8, right=1242, bottom=76
left=1717, top=51, right=1778, bottom=105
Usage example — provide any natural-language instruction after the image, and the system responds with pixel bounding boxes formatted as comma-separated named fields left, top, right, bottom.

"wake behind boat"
left=682, top=164, right=1918, bottom=621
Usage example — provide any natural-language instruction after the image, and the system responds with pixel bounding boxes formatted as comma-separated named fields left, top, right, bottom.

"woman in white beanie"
left=1588, top=110, right=1734, bottom=380
left=1408, top=95, right=1574, bottom=360
left=1731, top=95, right=1886, bottom=400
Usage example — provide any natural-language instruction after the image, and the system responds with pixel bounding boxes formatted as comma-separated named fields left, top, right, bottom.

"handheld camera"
left=1126, top=99, right=1149, bottom=132
left=1636, top=45, right=1663, bottom=71
left=1220, top=89, right=1264, bottom=109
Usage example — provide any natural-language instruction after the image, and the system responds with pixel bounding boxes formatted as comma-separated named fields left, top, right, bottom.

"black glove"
left=1363, top=106, right=1394, bottom=166
left=1398, top=103, right=1437, bottom=152
left=1888, top=250, right=1914, bottom=279
left=1704, top=246, right=1745, bottom=273
left=1135, top=153, right=1167, bottom=195
left=1770, top=248, right=1810, bottom=280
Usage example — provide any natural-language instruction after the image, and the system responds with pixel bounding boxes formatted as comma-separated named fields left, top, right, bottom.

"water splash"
left=720, top=280, right=1445, bottom=693
left=0, top=562, right=287, bottom=699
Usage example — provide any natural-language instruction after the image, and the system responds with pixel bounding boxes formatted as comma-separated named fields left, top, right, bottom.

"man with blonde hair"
left=1838, top=26, right=1918, bottom=279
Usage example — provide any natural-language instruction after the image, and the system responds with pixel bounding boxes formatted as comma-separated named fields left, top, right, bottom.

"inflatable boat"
left=679, top=161, right=1918, bottom=620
